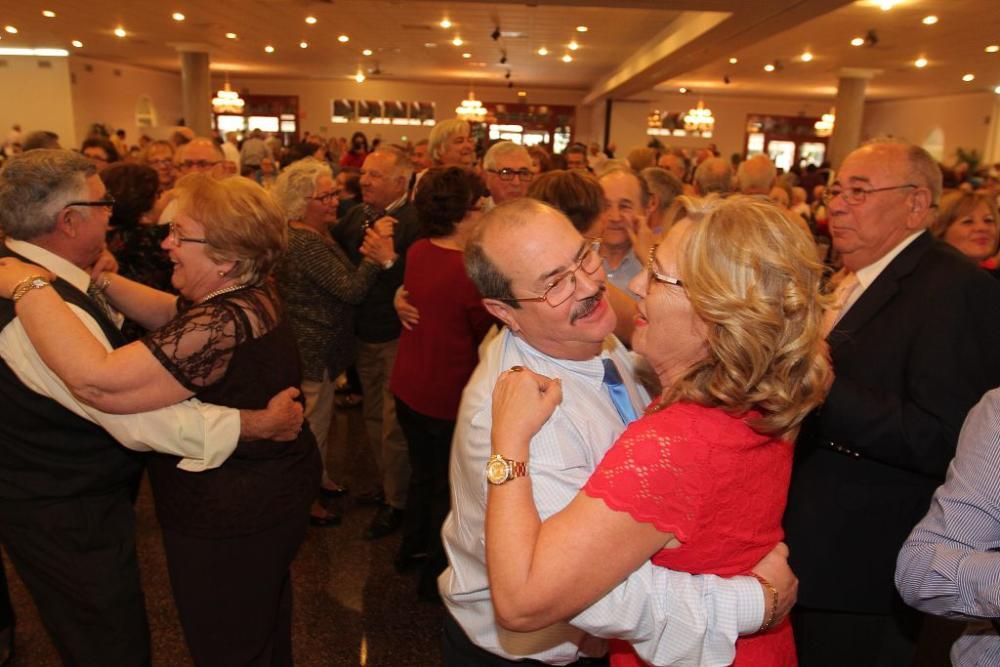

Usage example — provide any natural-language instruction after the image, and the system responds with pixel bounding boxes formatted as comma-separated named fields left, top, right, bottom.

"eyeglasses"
left=64, top=195, right=115, bottom=210
left=488, top=168, right=534, bottom=182
left=179, top=159, right=220, bottom=171
left=646, top=243, right=684, bottom=288
left=822, top=183, right=917, bottom=206
left=502, top=239, right=602, bottom=307
left=166, top=222, right=208, bottom=245
left=147, top=159, right=174, bottom=168
left=309, top=191, right=340, bottom=204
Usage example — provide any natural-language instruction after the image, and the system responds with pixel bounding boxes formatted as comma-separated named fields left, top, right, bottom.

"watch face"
left=486, top=457, right=509, bottom=485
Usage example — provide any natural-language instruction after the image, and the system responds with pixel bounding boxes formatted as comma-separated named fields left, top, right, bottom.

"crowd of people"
left=0, top=116, right=999, bottom=667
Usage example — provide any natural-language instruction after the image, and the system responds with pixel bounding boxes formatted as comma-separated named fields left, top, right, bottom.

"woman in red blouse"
left=486, top=196, right=832, bottom=665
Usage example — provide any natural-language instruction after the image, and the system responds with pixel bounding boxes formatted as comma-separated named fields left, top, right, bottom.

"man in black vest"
left=0, top=150, right=303, bottom=665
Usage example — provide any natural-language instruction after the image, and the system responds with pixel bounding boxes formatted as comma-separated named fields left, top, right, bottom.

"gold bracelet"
left=749, top=572, right=779, bottom=634
left=11, top=275, right=52, bottom=303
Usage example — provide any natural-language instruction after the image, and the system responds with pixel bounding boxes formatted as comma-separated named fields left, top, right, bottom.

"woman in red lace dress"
left=487, top=196, right=832, bottom=665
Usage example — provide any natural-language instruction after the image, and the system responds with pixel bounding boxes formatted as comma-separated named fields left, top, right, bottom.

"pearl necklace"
left=199, top=283, right=248, bottom=303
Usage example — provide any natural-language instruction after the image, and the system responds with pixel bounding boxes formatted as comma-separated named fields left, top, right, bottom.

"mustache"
left=570, top=285, right=607, bottom=324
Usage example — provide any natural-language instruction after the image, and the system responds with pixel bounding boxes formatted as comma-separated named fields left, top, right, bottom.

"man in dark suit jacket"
left=784, top=139, right=1000, bottom=666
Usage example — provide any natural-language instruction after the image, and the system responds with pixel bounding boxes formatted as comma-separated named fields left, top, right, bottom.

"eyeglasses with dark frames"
left=646, top=243, right=684, bottom=288
left=488, top=168, right=534, bottom=182
left=64, top=195, right=116, bottom=210
left=165, top=221, right=208, bottom=245
left=500, top=238, right=602, bottom=307
left=822, top=183, right=917, bottom=206
left=308, top=191, right=340, bottom=204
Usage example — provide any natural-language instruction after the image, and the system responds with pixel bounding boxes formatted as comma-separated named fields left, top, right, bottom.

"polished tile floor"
left=3, top=403, right=446, bottom=666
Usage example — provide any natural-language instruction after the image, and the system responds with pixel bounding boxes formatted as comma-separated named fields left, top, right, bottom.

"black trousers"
left=793, top=604, right=922, bottom=667
left=442, top=613, right=609, bottom=666
left=0, top=490, right=150, bottom=666
left=161, top=516, right=307, bottom=667
left=395, top=396, right=455, bottom=591
left=0, top=556, right=14, bottom=662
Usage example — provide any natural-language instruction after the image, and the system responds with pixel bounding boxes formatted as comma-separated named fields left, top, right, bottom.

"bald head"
left=737, top=155, right=777, bottom=195
left=693, top=157, right=734, bottom=195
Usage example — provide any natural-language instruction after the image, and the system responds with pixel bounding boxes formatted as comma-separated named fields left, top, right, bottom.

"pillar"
left=983, top=94, right=1000, bottom=166
left=827, top=68, right=878, bottom=169
left=178, top=49, right=212, bottom=137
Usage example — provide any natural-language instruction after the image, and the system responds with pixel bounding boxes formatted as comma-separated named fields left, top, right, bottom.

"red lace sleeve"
left=583, top=403, right=712, bottom=543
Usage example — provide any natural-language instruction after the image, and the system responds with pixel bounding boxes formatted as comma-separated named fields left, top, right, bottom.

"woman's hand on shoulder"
left=0, top=258, right=53, bottom=299
left=491, top=367, right=562, bottom=456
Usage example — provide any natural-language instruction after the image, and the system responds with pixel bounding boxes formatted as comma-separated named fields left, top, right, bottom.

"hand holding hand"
left=0, top=258, right=52, bottom=299
left=361, top=228, right=396, bottom=265
left=394, top=286, right=420, bottom=330
left=491, top=367, right=562, bottom=458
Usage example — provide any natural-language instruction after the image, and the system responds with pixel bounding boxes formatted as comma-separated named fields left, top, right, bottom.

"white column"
left=828, top=68, right=878, bottom=169
left=176, top=47, right=212, bottom=137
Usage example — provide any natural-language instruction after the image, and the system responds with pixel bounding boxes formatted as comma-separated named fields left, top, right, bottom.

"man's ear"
left=646, top=193, right=660, bottom=218
left=482, top=298, right=521, bottom=333
left=55, top=207, right=78, bottom=238
left=907, top=187, right=934, bottom=229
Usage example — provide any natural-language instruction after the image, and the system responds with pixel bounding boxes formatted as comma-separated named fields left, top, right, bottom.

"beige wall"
left=0, top=56, right=76, bottom=147
left=69, top=56, right=184, bottom=149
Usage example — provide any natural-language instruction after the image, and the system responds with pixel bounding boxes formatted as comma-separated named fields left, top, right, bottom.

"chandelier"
left=683, top=100, right=714, bottom=134
left=647, top=109, right=663, bottom=128
left=814, top=108, right=836, bottom=137
left=455, top=91, right=486, bottom=122
left=212, top=77, right=245, bottom=114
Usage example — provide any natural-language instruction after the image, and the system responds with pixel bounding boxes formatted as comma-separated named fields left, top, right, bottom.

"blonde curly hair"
left=656, top=194, right=832, bottom=437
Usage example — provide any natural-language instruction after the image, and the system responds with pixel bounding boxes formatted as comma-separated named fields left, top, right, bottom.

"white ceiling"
left=1, top=0, right=998, bottom=102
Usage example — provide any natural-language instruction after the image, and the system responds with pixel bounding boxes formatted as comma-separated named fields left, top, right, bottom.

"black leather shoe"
left=319, top=483, right=348, bottom=499
left=365, top=504, right=404, bottom=540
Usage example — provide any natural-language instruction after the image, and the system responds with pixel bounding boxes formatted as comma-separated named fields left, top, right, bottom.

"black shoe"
left=355, top=489, right=385, bottom=506
left=365, top=505, right=404, bottom=540
left=319, top=482, right=348, bottom=499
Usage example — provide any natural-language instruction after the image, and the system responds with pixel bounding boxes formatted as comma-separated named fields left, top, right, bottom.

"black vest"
left=0, top=247, right=143, bottom=501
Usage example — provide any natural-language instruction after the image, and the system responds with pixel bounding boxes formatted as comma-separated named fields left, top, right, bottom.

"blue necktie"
left=602, top=358, right=639, bottom=425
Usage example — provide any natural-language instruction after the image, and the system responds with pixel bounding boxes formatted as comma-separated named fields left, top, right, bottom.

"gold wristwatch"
left=12, top=276, right=51, bottom=303
left=486, top=454, right=527, bottom=485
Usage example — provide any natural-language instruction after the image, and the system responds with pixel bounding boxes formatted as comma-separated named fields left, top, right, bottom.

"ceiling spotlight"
left=338, top=35, right=350, bottom=43
left=995, top=86, right=1000, bottom=95
left=305, top=16, right=317, bottom=25
left=962, top=73, right=975, bottom=82
left=764, top=63, right=776, bottom=72
left=723, top=74, right=731, bottom=85
left=987, top=45, right=1000, bottom=53
left=113, top=26, right=126, bottom=38
left=576, top=26, right=588, bottom=32
left=879, top=0, right=897, bottom=9
left=922, top=15, right=938, bottom=25
left=499, top=51, right=507, bottom=65
left=42, top=10, right=56, bottom=18
left=225, top=32, right=237, bottom=39
left=505, top=70, right=511, bottom=79
left=452, top=36, right=463, bottom=46
left=850, top=37, right=865, bottom=46
left=4, top=26, right=18, bottom=34
left=300, top=41, right=308, bottom=49
left=679, top=87, right=688, bottom=94
left=865, top=30, right=879, bottom=47
left=462, top=52, right=471, bottom=59
left=71, top=40, right=83, bottom=48
left=491, top=26, right=501, bottom=41
left=172, top=12, right=186, bottom=21
left=354, top=70, right=365, bottom=83
left=562, top=54, right=572, bottom=63
left=440, top=18, right=452, bottom=29
left=568, top=40, right=579, bottom=51
left=729, top=57, right=738, bottom=64
left=362, top=48, right=373, bottom=56
left=914, top=57, right=928, bottom=68
left=537, top=46, right=548, bottom=56
left=801, top=51, right=813, bottom=62
left=264, top=45, right=275, bottom=53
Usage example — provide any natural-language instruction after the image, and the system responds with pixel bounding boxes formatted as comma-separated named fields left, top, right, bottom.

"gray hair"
left=736, top=155, right=777, bottom=194
left=269, top=158, right=332, bottom=221
left=0, top=149, right=94, bottom=240
left=428, top=119, right=471, bottom=164
left=694, top=157, right=734, bottom=195
left=483, top=141, right=530, bottom=171
left=599, top=166, right=651, bottom=209
left=641, top=167, right=683, bottom=215
left=373, top=145, right=414, bottom=182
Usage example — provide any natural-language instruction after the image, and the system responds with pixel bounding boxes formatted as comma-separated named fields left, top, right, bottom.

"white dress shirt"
left=0, top=239, right=240, bottom=472
left=440, top=328, right=763, bottom=666
left=841, top=230, right=924, bottom=317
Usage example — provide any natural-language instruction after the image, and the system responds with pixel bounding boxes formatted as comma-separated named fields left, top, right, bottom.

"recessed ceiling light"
left=679, top=87, right=688, bottom=94
left=462, top=52, right=471, bottom=59
left=850, top=37, right=865, bottom=46
left=354, top=70, right=365, bottom=83
left=729, top=57, right=738, bottom=64
left=300, top=41, right=308, bottom=49
left=764, top=63, right=776, bottom=72
left=914, top=57, right=928, bottom=68
left=801, top=51, right=813, bottom=62
left=42, top=10, right=56, bottom=18
left=4, top=26, right=18, bottom=34
left=440, top=18, right=452, bottom=29
left=576, top=26, right=588, bottom=32
left=362, top=48, right=373, bottom=56
left=879, top=0, right=897, bottom=10
left=995, top=85, right=1000, bottom=95
left=113, top=26, right=126, bottom=38
left=962, top=73, right=975, bottom=82
left=264, top=45, right=275, bottom=53
left=305, top=16, right=317, bottom=25
left=568, top=41, right=579, bottom=51
left=922, top=15, right=938, bottom=25
left=537, top=46, right=548, bottom=56
left=452, top=36, right=463, bottom=46
left=424, top=42, right=436, bottom=48
left=986, top=45, right=1000, bottom=54
left=225, top=32, right=237, bottom=39
left=172, top=12, right=185, bottom=21
left=562, top=54, right=573, bottom=63
left=71, top=40, right=83, bottom=48
left=338, top=34, right=349, bottom=43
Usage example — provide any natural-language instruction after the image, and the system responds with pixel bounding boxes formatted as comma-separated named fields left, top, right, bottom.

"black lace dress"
left=141, top=281, right=320, bottom=666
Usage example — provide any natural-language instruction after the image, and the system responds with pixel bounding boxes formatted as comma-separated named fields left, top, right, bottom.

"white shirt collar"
left=854, top=231, right=924, bottom=290
left=5, top=238, right=91, bottom=293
